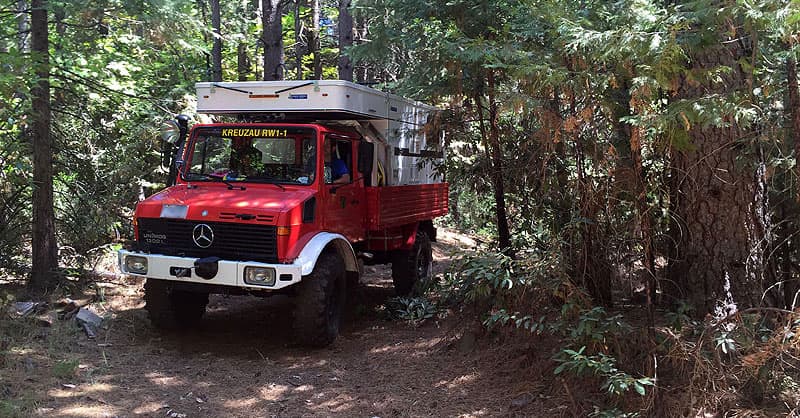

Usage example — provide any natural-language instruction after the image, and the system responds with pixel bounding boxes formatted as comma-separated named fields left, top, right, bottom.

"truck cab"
left=118, top=81, right=448, bottom=346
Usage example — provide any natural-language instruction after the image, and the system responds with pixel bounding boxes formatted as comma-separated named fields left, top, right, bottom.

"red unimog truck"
left=118, top=80, right=448, bottom=346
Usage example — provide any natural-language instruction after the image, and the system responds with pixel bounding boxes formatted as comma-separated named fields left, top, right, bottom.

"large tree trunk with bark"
left=785, top=49, right=800, bottom=309
left=210, top=0, right=222, bottom=82
left=29, top=0, right=58, bottom=292
left=261, top=0, right=284, bottom=80
left=668, top=34, right=771, bottom=315
left=337, top=0, right=353, bottom=81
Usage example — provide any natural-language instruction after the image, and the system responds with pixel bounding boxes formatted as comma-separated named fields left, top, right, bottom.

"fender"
left=295, top=232, right=358, bottom=276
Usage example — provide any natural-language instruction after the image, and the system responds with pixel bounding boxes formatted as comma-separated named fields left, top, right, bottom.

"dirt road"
left=1, top=231, right=558, bottom=417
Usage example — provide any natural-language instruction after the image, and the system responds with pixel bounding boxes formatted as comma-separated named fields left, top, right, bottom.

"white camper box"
left=195, top=80, right=443, bottom=186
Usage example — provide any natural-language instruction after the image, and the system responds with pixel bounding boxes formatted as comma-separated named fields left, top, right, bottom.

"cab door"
left=321, top=135, right=366, bottom=242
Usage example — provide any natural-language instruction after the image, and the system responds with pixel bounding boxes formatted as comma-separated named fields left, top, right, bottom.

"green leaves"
left=385, top=296, right=438, bottom=324
left=554, top=346, right=655, bottom=397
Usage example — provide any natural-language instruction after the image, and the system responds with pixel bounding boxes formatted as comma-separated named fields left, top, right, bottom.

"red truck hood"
left=135, top=183, right=315, bottom=222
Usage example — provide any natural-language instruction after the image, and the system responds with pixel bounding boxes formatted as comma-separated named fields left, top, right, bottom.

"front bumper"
left=117, top=250, right=302, bottom=290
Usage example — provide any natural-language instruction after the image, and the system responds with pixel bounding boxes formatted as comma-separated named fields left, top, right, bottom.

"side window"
left=323, top=136, right=353, bottom=184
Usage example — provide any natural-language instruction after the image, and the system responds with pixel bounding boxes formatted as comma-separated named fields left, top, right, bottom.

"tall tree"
left=236, top=0, right=255, bottom=81
left=485, top=69, right=512, bottom=253
left=294, top=0, right=304, bottom=79
left=262, top=0, right=285, bottom=80
left=783, top=41, right=800, bottom=309
left=338, top=0, right=353, bottom=81
left=28, top=0, right=58, bottom=292
left=210, top=0, right=222, bottom=82
left=668, top=16, right=770, bottom=314
left=17, top=0, right=28, bottom=52
left=311, top=0, right=321, bottom=79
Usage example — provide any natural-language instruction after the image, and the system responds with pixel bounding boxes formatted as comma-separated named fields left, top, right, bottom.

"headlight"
left=244, top=266, right=276, bottom=286
left=125, top=256, right=148, bottom=274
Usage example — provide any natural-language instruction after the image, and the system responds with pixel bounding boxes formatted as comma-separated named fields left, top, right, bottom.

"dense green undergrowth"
left=394, top=247, right=800, bottom=417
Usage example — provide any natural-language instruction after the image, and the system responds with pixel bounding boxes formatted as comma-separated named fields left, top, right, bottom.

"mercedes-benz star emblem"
left=192, top=224, right=214, bottom=248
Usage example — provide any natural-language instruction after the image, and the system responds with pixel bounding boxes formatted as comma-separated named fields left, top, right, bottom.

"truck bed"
left=365, top=183, right=448, bottom=230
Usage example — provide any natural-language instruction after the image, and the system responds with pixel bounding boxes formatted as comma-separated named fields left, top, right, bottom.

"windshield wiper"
left=245, top=175, right=286, bottom=191
left=184, top=172, right=246, bottom=190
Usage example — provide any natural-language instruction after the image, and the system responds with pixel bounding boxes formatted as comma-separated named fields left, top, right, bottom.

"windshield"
left=183, top=126, right=317, bottom=185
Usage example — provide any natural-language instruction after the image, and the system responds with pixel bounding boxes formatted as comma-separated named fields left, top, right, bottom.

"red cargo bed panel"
left=365, top=183, right=449, bottom=230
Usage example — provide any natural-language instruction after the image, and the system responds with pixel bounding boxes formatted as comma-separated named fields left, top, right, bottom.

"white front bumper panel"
left=118, top=250, right=302, bottom=290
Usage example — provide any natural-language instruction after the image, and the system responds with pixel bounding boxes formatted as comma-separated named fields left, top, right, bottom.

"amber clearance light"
left=277, top=226, right=290, bottom=236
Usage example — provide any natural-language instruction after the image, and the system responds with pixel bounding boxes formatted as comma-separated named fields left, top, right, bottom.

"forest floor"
left=0, top=229, right=569, bottom=418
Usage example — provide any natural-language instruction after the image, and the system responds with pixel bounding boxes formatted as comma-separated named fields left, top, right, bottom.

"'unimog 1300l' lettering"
left=119, top=80, right=448, bottom=346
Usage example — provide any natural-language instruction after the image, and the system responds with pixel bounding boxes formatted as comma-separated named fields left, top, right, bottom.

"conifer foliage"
left=0, top=0, right=799, bottom=374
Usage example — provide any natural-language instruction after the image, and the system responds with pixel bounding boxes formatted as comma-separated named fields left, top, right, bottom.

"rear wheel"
left=391, top=231, right=432, bottom=296
left=144, top=279, right=209, bottom=330
left=293, top=251, right=346, bottom=347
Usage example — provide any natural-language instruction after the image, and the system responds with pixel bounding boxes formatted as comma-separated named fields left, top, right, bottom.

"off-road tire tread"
left=293, top=251, right=346, bottom=347
left=391, top=231, right=432, bottom=296
left=144, top=279, right=209, bottom=330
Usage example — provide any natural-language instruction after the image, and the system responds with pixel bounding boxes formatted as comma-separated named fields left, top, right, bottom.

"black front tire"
left=293, top=251, right=347, bottom=347
left=391, top=230, right=433, bottom=296
left=144, top=279, right=209, bottom=330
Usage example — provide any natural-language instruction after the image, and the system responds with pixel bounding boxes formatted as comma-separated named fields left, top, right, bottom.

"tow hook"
left=194, top=256, right=221, bottom=280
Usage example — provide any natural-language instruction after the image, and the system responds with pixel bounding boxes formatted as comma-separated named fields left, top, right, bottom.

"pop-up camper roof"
left=196, top=80, right=436, bottom=122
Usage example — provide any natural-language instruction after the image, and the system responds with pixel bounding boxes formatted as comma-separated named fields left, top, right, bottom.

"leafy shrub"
left=385, top=296, right=437, bottom=325
left=555, top=346, right=654, bottom=396
left=444, top=247, right=655, bottom=414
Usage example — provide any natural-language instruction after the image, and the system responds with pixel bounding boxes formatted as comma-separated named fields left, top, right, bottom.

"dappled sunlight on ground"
left=435, top=372, right=480, bottom=390
left=368, top=335, right=447, bottom=355
left=144, top=372, right=186, bottom=387
left=1, top=230, right=566, bottom=417
left=51, top=404, right=120, bottom=417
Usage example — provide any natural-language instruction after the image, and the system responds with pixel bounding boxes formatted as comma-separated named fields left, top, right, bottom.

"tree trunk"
left=668, top=35, right=770, bottom=315
left=785, top=50, right=800, bottom=309
left=294, top=0, right=304, bottom=80
left=210, top=0, right=222, bottom=82
left=338, top=0, right=353, bottom=81
left=237, top=42, right=250, bottom=81
left=485, top=70, right=512, bottom=254
left=18, top=0, right=29, bottom=52
left=29, top=0, right=58, bottom=292
left=355, top=16, right=369, bottom=83
left=311, top=0, right=321, bottom=79
left=261, top=0, right=284, bottom=80
left=631, top=124, right=656, bottom=320
left=611, top=77, right=655, bottom=307
left=573, top=108, right=612, bottom=306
